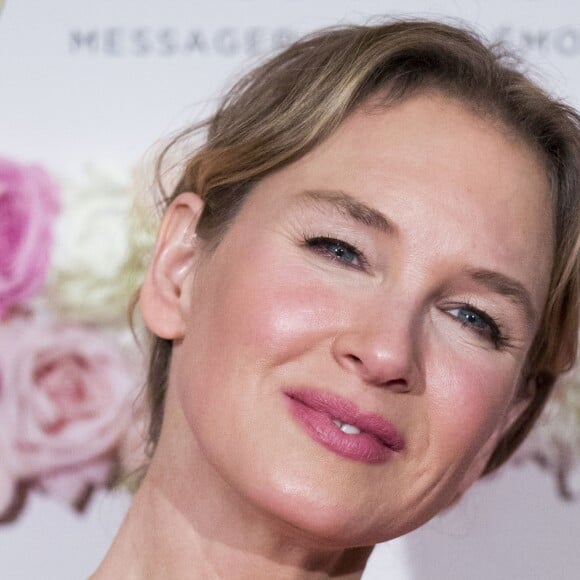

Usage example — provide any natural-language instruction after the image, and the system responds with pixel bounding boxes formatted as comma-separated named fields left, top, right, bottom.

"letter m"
left=70, top=30, right=99, bottom=54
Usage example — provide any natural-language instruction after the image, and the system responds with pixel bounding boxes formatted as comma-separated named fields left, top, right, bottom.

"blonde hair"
left=145, top=20, right=580, bottom=477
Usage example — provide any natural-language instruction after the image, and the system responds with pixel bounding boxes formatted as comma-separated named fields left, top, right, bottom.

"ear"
left=139, top=192, right=204, bottom=340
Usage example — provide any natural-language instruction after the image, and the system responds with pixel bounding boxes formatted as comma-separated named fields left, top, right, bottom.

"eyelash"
left=447, top=303, right=511, bottom=351
left=303, top=235, right=369, bottom=270
left=303, top=235, right=512, bottom=351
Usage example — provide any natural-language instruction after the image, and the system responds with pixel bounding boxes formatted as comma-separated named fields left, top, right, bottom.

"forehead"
left=242, top=93, right=554, bottom=312
left=308, top=94, right=548, bottom=197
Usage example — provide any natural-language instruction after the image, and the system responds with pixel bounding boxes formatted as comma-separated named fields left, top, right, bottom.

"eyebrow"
left=467, top=268, right=537, bottom=327
left=298, top=189, right=395, bottom=235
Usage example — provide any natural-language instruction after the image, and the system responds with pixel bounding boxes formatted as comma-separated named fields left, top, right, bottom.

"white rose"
left=48, top=166, right=155, bottom=324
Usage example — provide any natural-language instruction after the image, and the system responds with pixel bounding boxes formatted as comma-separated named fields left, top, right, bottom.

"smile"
left=284, top=389, right=404, bottom=464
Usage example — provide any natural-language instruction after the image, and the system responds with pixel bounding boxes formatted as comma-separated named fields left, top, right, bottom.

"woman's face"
left=149, top=93, right=553, bottom=546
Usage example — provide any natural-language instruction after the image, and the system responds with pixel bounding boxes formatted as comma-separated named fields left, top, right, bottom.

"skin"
left=93, top=93, right=554, bottom=579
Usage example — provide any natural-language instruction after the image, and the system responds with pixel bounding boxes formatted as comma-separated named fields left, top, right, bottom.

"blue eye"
left=448, top=305, right=507, bottom=349
left=305, top=236, right=366, bottom=269
left=450, top=307, right=490, bottom=330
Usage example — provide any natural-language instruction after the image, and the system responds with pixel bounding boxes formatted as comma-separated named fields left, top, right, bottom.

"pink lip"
left=284, top=389, right=404, bottom=464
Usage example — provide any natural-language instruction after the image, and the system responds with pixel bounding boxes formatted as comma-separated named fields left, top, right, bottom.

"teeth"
left=332, top=419, right=361, bottom=435
left=341, top=423, right=361, bottom=435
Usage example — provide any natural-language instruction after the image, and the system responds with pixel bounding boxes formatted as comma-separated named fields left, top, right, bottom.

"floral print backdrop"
left=0, top=158, right=153, bottom=521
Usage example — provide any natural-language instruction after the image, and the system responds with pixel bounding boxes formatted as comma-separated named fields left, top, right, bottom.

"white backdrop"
left=1, top=1, right=580, bottom=579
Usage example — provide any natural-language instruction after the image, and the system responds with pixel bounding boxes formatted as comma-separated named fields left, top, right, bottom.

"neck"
left=91, top=475, right=372, bottom=580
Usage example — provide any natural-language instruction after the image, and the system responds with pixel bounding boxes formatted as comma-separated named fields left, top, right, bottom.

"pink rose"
left=0, top=158, right=59, bottom=318
left=0, top=313, right=138, bottom=505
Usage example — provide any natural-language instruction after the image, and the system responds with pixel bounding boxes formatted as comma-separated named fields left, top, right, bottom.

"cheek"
left=170, top=246, right=352, bottom=495
left=174, top=245, right=349, bottom=439
left=426, top=348, right=518, bottom=461
left=200, top=251, right=345, bottom=366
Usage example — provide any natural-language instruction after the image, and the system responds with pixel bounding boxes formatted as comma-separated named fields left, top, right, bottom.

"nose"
left=332, top=307, right=419, bottom=393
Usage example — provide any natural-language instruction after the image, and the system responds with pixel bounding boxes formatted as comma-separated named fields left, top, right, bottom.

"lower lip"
left=286, top=395, right=396, bottom=464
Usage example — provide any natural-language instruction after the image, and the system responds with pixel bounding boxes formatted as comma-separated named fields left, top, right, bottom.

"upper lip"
left=285, top=388, right=405, bottom=452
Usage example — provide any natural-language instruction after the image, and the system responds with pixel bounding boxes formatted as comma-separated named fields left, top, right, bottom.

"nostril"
left=347, top=354, right=362, bottom=364
left=383, top=378, right=409, bottom=392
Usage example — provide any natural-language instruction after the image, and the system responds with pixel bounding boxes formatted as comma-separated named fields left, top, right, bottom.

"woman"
left=93, top=20, right=580, bottom=579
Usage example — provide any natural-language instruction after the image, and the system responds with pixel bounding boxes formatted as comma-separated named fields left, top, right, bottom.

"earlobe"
left=139, top=192, right=204, bottom=340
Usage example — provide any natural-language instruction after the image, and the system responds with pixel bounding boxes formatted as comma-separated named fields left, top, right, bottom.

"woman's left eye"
left=304, top=236, right=367, bottom=269
left=447, top=305, right=507, bottom=349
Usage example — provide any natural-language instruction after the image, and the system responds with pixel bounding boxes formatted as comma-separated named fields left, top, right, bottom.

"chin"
left=245, top=469, right=402, bottom=548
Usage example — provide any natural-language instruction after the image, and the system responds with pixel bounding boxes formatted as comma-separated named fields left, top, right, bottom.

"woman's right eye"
left=304, top=236, right=367, bottom=270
